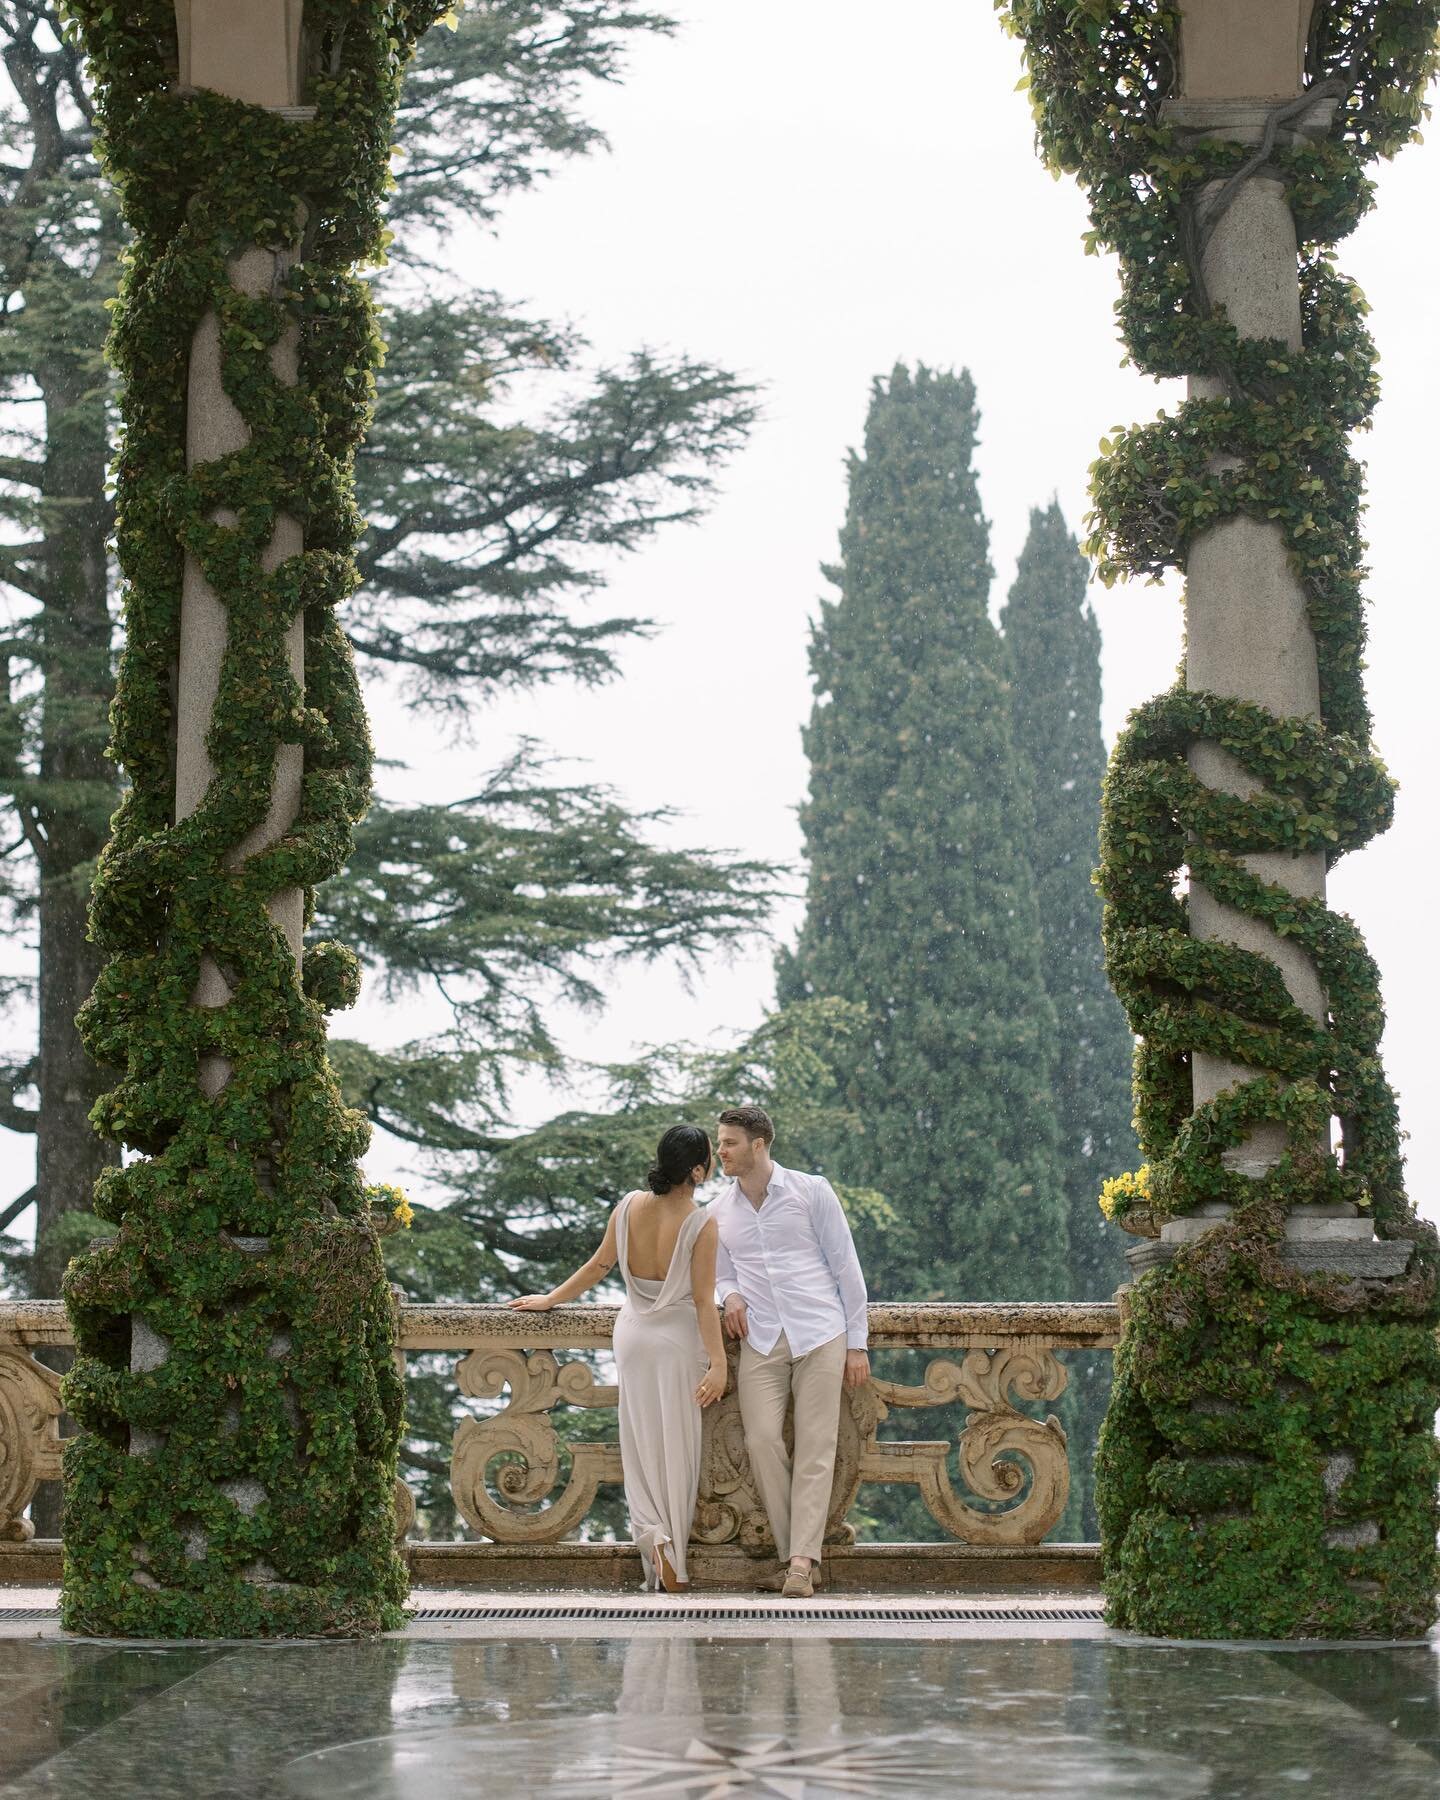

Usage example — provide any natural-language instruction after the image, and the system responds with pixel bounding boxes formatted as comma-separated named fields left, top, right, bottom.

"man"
left=712, top=1104, right=870, bottom=1599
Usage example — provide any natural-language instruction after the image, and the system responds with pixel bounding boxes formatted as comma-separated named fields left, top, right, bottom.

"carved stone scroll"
left=861, top=1344, right=1071, bottom=1544
left=693, top=1374, right=761, bottom=1547
left=0, top=1345, right=65, bottom=1541
left=450, top=1347, right=623, bottom=1544
left=442, top=1335, right=1071, bottom=1550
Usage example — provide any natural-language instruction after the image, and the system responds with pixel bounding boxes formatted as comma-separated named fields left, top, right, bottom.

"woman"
left=508, top=1124, right=727, bottom=1593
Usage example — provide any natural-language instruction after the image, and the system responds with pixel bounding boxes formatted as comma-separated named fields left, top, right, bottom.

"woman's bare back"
left=623, top=1190, right=700, bottom=1281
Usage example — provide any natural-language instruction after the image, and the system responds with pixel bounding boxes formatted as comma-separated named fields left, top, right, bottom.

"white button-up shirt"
left=712, top=1162, right=868, bottom=1355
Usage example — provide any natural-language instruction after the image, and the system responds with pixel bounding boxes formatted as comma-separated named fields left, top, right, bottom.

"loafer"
left=781, top=1565, right=815, bottom=1599
left=754, top=1565, right=790, bottom=1593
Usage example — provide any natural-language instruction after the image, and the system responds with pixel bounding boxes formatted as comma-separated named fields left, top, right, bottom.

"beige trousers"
left=738, top=1329, right=846, bottom=1565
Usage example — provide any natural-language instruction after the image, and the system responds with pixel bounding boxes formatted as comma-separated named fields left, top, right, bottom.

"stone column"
left=1175, top=2, right=1328, bottom=1170
left=172, top=1, right=312, bottom=1094
left=175, top=251, right=305, bottom=1094
left=1016, top=0, right=1438, bottom=1644
left=62, top=0, right=415, bottom=1641
left=129, top=1, right=314, bottom=1459
left=1123, top=0, right=1408, bottom=1277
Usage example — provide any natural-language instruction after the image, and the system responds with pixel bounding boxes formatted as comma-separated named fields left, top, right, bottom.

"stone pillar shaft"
left=172, top=4, right=310, bottom=1096
left=130, top=1, right=309, bottom=1438
left=175, top=245, right=305, bottom=1093
left=1180, top=148, right=1328, bottom=1170
left=175, top=0, right=305, bottom=109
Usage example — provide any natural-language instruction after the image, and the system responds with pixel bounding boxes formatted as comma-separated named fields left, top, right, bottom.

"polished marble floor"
left=0, top=1623, right=1437, bottom=1796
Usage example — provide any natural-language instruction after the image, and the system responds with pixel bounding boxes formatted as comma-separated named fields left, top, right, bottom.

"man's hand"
left=843, top=1349, right=871, bottom=1392
left=722, top=1294, right=749, bottom=1340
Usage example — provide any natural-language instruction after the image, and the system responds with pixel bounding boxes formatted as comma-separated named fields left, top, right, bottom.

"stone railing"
left=2, top=1299, right=1120, bottom=1556
left=0, top=1300, right=67, bottom=1543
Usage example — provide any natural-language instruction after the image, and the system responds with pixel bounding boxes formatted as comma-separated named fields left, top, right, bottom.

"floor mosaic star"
left=560, top=1730, right=928, bottom=1797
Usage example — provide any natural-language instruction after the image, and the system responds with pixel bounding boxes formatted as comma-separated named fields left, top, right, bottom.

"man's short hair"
left=718, top=1104, right=775, bottom=1145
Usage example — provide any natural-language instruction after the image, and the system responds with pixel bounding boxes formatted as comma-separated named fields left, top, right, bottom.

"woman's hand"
left=695, top=1361, right=726, bottom=1407
left=507, top=1294, right=556, bottom=1312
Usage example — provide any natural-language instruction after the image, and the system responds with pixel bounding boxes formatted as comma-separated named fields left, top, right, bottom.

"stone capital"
left=1160, top=94, right=1338, bottom=151
left=1175, top=0, right=1314, bottom=103
left=175, top=0, right=308, bottom=111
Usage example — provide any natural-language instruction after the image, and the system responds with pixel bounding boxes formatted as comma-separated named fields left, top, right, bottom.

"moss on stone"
left=58, top=1, right=447, bottom=1639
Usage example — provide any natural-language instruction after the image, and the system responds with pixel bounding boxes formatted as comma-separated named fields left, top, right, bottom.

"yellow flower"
left=367, top=1181, right=414, bottom=1230
left=1099, top=1165, right=1151, bottom=1221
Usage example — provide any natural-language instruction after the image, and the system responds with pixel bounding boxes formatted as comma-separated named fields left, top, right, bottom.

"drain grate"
left=0, top=1601, right=1106, bottom=1626
left=409, top=1603, right=1105, bottom=1624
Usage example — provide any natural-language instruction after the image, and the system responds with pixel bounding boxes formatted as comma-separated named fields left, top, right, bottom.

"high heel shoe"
left=655, top=1542, right=689, bottom=1594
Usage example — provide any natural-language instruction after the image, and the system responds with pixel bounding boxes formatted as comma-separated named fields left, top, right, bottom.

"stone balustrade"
left=1, top=1299, right=1120, bottom=1568
left=0, top=1301, right=67, bottom=1545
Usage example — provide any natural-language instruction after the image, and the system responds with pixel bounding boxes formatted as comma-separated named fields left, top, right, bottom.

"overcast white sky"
left=4, top=2, right=1436, bottom=1238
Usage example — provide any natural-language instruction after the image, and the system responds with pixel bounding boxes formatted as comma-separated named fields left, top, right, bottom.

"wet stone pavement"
left=0, top=1626, right=1437, bottom=1796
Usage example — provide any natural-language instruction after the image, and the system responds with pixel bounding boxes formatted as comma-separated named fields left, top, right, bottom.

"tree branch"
left=399, top=1448, right=453, bottom=1478
left=0, top=455, right=46, bottom=489
left=0, top=1059, right=39, bottom=1133
left=0, top=542, right=50, bottom=603
left=0, top=1184, right=36, bottom=1233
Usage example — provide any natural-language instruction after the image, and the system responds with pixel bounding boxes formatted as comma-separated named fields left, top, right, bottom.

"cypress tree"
left=779, top=364, right=1069, bottom=1304
left=1001, top=503, right=1136, bottom=1538
left=1000, top=502, right=1135, bottom=1300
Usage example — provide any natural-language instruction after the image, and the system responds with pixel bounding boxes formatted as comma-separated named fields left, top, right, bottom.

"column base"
left=1124, top=1205, right=1414, bottom=1278
left=1101, top=1199, right=1440, bottom=1640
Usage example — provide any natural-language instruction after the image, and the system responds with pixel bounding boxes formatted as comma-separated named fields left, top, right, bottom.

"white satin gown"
left=613, top=1194, right=709, bottom=1588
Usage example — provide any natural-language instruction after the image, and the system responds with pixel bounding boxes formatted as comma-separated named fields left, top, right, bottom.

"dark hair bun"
left=645, top=1123, right=712, bottom=1195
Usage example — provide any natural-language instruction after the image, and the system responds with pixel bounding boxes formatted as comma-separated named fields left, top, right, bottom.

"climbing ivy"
left=57, top=1, right=448, bottom=1638
left=1001, top=1, right=1440, bottom=1637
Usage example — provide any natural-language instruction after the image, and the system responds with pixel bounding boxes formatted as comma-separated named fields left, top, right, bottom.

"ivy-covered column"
left=1171, top=7, right=1331, bottom=1187
left=174, top=5, right=309, bottom=1085
left=58, top=1, right=445, bottom=1638
left=1003, top=0, right=1440, bottom=1637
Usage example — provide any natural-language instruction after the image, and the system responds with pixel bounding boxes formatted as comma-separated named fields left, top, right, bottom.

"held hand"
left=842, top=1349, right=871, bottom=1392
left=695, top=1362, right=726, bottom=1407
left=507, top=1294, right=556, bottom=1312
left=722, top=1294, right=749, bottom=1340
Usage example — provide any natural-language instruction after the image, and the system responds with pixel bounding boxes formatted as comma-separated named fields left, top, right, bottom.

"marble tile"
left=0, top=1643, right=220, bottom=1787
left=0, top=1633, right=1434, bottom=1798
left=0, top=1641, right=409, bottom=1799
